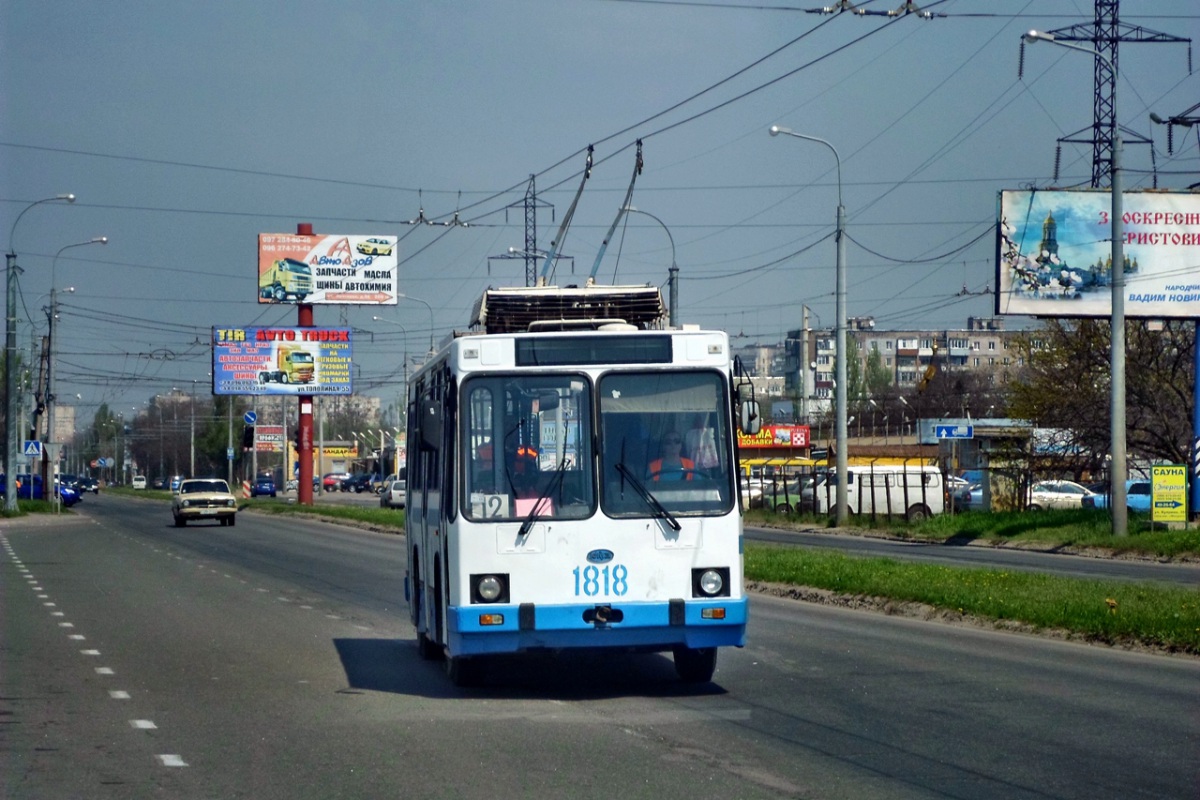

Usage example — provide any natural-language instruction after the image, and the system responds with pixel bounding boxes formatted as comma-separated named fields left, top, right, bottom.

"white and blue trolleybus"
left=404, top=285, right=761, bottom=685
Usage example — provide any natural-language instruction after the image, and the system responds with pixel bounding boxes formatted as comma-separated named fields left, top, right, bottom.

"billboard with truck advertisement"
left=738, top=424, right=810, bottom=449
left=997, top=189, right=1200, bottom=319
left=213, top=327, right=352, bottom=396
left=258, top=233, right=398, bottom=305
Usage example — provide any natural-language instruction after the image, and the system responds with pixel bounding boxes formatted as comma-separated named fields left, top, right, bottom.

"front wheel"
left=775, top=504, right=792, bottom=515
left=673, top=647, right=717, bottom=683
left=273, top=285, right=286, bottom=302
left=445, top=655, right=485, bottom=687
left=174, top=515, right=185, bottom=527
left=1028, top=503, right=1043, bottom=512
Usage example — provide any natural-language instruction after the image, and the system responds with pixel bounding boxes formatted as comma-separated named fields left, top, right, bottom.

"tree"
left=1007, top=319, right=1194, bottom=469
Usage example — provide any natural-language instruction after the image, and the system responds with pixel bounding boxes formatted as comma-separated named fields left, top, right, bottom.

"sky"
left=3, top=0, right=1198, bottom=426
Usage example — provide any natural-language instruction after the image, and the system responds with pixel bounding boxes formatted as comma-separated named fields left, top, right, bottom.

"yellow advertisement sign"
left=1151, top=465, right=1187, bottom=523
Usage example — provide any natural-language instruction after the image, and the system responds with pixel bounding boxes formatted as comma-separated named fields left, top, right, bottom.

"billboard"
left=213, top=327, right=353, bottom=396
left=258, top=233, right=398, bottom=305
left=997, top=189, right=1200, bottom=319
left=737, top=424, right=810, bottom=449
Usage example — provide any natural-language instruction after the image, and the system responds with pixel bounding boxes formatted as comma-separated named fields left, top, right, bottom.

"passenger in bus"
left=647, top=431, right=696, bottom=482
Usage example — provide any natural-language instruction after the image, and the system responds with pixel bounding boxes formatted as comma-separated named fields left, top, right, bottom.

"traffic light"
left=242, top=425, right=255, bottom=450
left=292, top=427, right=301, bottom=451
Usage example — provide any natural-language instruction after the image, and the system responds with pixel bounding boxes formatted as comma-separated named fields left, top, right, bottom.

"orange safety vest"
left=648, top=456, right=695, bottom=481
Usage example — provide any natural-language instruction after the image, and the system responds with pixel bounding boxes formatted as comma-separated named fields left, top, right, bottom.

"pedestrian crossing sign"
left=23, top=440, right=43, bottom=457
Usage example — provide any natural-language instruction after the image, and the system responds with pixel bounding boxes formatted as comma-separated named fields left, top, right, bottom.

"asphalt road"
left=2, top=495, right=1197, bottom=799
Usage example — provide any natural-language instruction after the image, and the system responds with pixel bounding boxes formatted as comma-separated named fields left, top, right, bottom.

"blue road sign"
left=935, top=424, right=974, bottom=439
left=23, top=440, right=43, bottom=457
left=244, top=410, right=257, bottom=425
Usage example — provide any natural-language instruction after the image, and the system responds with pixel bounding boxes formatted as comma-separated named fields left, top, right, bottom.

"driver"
left=647, top=431, right=696, bottom=482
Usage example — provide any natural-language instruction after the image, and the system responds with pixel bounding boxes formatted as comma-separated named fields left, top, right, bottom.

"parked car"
left=77, top=476, right=99, bottom=494
left=380, top=478, right=406, bottom=509
left=1088, top=480, right=1153, bottom=513
left=171, top=478, right=238, bottom=527
left=341, top=473, right=376, bottom=493
left=322, top=472, right=349, bottom=492
left=949, top=481, right=976, bottom=512
left=755, top=477, right=811, bottom=514
left=132, top=475, right=147, bottom=489
left=170, top=474, right=185, bottom=492
left=0, top=474, right=81, bottom=506
left=1028, top=480, right=1098, bottom=510
left=250, top=475, right=276, bottom=498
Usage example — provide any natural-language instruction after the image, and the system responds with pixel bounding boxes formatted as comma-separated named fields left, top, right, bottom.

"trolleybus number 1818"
left=573, top=564, right=629, bottom=597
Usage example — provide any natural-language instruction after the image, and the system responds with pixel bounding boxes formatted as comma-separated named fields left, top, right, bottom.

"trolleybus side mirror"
left=419, top=399, right=442, bottom=450
left=740, top=400, right=761, bottom=436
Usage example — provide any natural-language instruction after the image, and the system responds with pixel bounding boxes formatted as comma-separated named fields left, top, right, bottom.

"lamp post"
left=372, top=316, right=409, bottom=424
left=46, top=237, right=105, bottom=511
left=770, top=125, right=848, bottom=525
left=397, top=293, right=434, bottom=354
left=621, top=206, right=678, bottom=326
left=5, top=193, right=75, bottom=511
left=1024, top=30, right=1127, bottom=536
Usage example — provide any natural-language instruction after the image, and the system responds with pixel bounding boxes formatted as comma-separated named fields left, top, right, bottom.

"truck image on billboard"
left=258, top=233, right=398, bottom=306
left=212, top=327, right=353, bottom=396
left=997, top=189, right=1200, bottom=319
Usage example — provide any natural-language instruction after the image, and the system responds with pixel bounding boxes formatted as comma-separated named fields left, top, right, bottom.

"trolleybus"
left=404, top=286, right=760, bottom=685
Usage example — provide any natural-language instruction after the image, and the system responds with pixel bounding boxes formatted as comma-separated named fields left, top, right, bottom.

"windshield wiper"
left=517, top=457, right=568, bottom=537
left=615, top=462, right=681, bottom=531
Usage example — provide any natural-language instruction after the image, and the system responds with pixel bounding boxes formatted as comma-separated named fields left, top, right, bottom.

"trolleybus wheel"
left=445, top=655, right=484, bottom=687
left=673, top=646, right=717, bottom=683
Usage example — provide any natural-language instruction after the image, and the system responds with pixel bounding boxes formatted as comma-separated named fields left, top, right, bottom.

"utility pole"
left=1025, top=0, right=1189, bottom=188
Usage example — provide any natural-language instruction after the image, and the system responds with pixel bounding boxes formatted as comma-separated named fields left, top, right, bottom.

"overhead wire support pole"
left=1024, top=30, right=1127, bottom=537
left=587, top=140, right=643, bottom=286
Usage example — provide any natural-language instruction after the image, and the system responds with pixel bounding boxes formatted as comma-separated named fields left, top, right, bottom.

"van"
left=132, top=475, right=147, bottom=489
left=811, top=464, right=944, bottom=522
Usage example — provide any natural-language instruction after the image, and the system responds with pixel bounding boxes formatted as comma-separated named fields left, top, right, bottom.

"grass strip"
left=747, top=507, right=1200, bottom=560
left=243, top=499, right=406, bottom=529
left=745, top=543, right=1200, bottom=654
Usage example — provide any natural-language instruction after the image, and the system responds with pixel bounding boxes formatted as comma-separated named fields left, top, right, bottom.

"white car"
left=172, top=478, right=239, bottom=526
left=131, top=475, right=147, bottom=489
left=1028, top=480, right=1098, bottom=510
left=379, top=478, right=406, bottom=509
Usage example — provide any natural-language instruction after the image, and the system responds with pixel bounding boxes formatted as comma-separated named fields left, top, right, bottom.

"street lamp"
left=45, top=237, right=105, bottom=511
left=397, top=293, right=434, bottom=354
left=5, top=193, right=75, bottom=511
left=1024, top=30, right=1127, bottom=536
left=770, top=125, right=848, bottom=526
left=621, top=206, right=679, bottom=327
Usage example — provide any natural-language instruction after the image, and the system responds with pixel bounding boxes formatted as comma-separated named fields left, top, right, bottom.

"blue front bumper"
left=448, top=597, right=748, bottom=656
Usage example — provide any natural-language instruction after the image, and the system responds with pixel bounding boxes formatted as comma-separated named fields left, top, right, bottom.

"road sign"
left=22, top=440, right=42, bottom=457
left=244, top=410, right=258, bottom=425
left=934, top=424, right=973, bottom=440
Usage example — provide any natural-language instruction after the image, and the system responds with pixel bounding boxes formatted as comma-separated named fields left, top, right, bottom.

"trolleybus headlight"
left=471, top=573, right=508, bottom=603
left=693, top=567, right=730, bottom=598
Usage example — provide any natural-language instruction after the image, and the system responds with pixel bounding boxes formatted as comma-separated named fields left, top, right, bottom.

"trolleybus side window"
left=462, top=374, right=594, bottom=522
left=599, top=370, right=734, bottom=517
